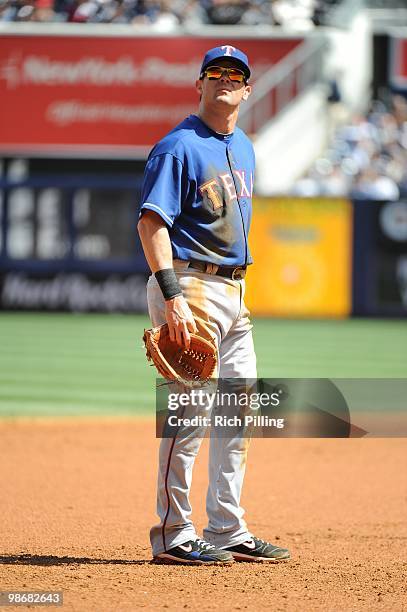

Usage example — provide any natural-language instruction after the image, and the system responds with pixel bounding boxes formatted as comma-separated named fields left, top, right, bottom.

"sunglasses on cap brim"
left=201, top=66, right=247, bottom=83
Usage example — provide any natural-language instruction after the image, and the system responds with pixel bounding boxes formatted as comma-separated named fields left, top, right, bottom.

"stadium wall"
left=1, top=182, right=406, bottom=317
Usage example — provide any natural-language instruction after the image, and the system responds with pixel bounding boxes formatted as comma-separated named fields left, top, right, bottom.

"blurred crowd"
left=366, top=0, right=407, bottom=6
left=0, top=0, right=340, bottom=26
left=292, top=95, right=407, bottom=200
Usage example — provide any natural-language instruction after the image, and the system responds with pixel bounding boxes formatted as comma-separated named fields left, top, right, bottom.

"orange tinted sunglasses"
left=203, top=66, right=246, bottom=83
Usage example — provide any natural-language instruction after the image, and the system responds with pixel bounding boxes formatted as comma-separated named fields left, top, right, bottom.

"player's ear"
left=196, top=79, right=203, bottom=95
left=242, top=84, right=252, bottom=101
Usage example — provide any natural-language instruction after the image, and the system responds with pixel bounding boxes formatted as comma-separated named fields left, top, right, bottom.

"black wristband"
left=155, top=268, right=182, bottom=301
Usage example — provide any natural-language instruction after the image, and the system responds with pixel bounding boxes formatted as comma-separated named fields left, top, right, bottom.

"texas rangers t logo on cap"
left=221, top=45, right=236, bottom=57
left=200, top=45, right=251, bottom=80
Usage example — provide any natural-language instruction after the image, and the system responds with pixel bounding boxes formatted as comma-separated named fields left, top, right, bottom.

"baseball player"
left=138, top=45, right=290, bottom=564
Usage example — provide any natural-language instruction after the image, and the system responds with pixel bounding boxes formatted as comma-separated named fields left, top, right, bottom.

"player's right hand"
left=165, top=295, right=197, bottom=349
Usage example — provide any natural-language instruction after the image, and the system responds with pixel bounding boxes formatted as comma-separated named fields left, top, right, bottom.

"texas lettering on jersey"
left=199, top=171, right=254, bottom=210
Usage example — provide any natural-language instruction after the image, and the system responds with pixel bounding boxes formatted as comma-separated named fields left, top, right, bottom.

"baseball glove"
left=143, top=323, right=217, bottom=384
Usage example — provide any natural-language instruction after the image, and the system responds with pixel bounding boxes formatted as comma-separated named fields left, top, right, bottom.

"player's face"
left=196, top=59, right=251, bottom=109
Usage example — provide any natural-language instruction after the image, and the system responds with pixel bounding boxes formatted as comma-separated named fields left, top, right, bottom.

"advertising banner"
left=245, top=197, right=352, bottom=317
left=0, top=272, right=148, bottom=313
left=0, top=35, right=302, bottom=155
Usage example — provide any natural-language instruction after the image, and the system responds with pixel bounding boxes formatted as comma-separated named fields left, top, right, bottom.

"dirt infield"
left=0, top=419, right=405, bottom=612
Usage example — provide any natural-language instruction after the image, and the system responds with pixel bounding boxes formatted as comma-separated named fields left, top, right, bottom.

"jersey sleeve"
left=139, top=153, right=188, bottom=227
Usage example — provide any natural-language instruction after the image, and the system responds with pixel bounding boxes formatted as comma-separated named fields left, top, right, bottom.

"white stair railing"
left=238, top=36, right=327, bottom=135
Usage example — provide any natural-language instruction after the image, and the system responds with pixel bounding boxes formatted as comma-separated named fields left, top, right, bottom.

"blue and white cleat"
left=153, top=538, right=234, bottom=565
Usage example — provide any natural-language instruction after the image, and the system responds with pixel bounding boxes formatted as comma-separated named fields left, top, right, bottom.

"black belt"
left=187, top=260, right=247, bottom=280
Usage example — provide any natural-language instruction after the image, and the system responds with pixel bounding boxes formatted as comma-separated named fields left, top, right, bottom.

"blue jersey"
left=140, top=114, right=254, bottom=267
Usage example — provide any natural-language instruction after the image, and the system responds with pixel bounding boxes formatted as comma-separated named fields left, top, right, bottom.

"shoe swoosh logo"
left=178, top=543, right=193, bottom=552
left=243, top=540, right=256, bottom=549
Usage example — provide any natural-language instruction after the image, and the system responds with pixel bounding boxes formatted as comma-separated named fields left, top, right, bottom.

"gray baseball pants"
left=147, top=260, right=257, bottom=556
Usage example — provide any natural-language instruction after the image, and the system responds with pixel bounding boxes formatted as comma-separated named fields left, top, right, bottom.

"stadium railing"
left=238, top=36, right=327, bottom=135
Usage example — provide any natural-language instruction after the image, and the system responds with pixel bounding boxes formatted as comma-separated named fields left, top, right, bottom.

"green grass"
left=0, top=313, right=406, bottom=417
